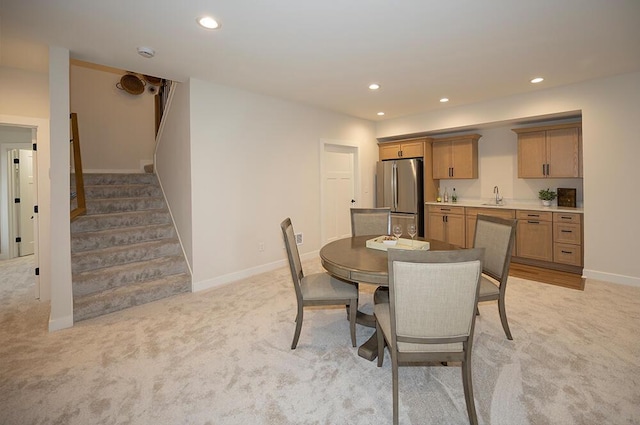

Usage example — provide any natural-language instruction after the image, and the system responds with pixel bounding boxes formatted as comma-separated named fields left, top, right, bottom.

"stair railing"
left=70, top=113, right=86, bottom=220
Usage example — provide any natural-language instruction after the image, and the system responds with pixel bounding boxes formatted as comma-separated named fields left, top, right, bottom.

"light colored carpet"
left=1, top=255, right=639, bottom=425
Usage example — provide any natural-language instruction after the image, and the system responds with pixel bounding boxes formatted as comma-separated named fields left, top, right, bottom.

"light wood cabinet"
left=553, top=212, right=583, bottom=266
left=432, top=134, right=480, bottom=179
left=513, top=123, right=582, bottom=178
left=465, top=207, right=516, bottom=249
left=516, top=210, right=553, bottom=262
left=427, top=205, right=465, bottom=247
left=379, top=139, right=425, bottom=160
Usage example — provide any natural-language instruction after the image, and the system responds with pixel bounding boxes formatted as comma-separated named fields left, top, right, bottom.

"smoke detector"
left=137, top=46, right=155, bottom=59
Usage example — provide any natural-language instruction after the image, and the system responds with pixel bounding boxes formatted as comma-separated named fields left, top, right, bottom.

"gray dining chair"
left=473, top=214, right=517, bottom=340
left=375, top=248, right=484, bottom=425
left=280, top=218, right=358, bottom=349
left=350, top=207, right=391, bottom=236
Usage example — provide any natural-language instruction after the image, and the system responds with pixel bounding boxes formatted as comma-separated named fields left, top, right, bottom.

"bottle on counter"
left=436, top=187, right=442, bottom=202
left=452, top=188, right=457, bottom=203
left=443, top=187, right=449, bottom=203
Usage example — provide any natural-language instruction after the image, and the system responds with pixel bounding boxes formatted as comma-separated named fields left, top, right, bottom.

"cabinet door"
left=516, top=220, right=553, bottom=261
left=400, top=141, right=424, bottom=159
left=517, top=131, right=546, bottom=178
left=379, top=143, right=401, bottom=160
left=451, top=139, right=477, bottom=178
left=445, top=214, right=466, bottom=247
left=432, top=142, right=452, bottom=179
left=547, top=127, right=580, bottom=177
left=428, top=213, right=446, bottom=242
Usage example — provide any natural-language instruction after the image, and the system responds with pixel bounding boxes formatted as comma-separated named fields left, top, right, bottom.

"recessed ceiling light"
left=440, top=98, right=449, bottom=103
left=137, top=46, right=155, bottom=58
left=369, top=83, right=380, bottom=90
left=377, top=112, right=385, bottom=116
left=197, top=16, right=220, bottom=29
left=530, top=77, right=544, bottom=84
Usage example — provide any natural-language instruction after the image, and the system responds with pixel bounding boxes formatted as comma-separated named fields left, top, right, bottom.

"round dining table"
left=319, top=235, right=456, bottom=360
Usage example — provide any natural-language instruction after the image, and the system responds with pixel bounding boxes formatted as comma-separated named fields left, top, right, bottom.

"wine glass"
left=392, top=224, right=402, bottom=241
left=407, top=223, right=417, bottom=247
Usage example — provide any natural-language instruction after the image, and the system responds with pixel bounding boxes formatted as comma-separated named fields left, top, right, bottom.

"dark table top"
left=319, top=235, right=456, bottom=286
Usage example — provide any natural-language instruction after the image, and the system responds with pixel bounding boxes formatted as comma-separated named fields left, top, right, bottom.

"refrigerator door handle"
left=393, top=162, right=398, bottom=210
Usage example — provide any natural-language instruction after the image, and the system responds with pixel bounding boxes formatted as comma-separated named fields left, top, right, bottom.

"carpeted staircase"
left=71, top=173, right=191, bottom=322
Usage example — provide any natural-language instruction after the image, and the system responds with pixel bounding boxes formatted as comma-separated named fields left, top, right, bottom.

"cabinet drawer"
left=428, top=205, right=465, bottom=215
left=516, top=210, right=553, bottom=222
left=554, top=223, right=582, bottom=244
left=553, top=212, right=581, bottom=224
left=554, top=243, right=583, bottom=266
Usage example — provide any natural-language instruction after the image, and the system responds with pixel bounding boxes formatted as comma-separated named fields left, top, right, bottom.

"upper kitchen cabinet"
left=431, top=134, right=480, bottom=179
left=513, top=122, right=582, bottom=178
left=379, top=139, right=425, bottom=160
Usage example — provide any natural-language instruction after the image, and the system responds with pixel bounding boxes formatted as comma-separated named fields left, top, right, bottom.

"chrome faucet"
left=494, top=186, right=501, bottom=204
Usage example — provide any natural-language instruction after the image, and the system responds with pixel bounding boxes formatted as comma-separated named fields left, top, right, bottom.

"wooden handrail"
left=70, top=113, right=86, bottom=220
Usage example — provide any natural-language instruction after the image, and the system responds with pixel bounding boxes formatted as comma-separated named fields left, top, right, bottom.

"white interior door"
left=322, top=145, right=357, bottom=244
left=18, top=149, right=35, bottom=256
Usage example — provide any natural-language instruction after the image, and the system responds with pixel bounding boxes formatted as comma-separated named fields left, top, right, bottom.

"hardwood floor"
left=509, top=262, right=585, bottom=291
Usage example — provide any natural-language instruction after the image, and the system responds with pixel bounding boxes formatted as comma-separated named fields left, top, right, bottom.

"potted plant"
left=538, top=188, right=557, bottom=206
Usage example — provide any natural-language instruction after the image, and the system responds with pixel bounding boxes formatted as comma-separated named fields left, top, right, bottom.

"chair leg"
left=461, top=358, right=478, bottom=425
left=392, top=355, right=399, bottom=425
left=376, top=322, right=384, bottom=367
left=349, top=300, right=357, bottom=347
left=498, top=297, right=513, bottom=340
left=291, top=305, right=304, bottom=349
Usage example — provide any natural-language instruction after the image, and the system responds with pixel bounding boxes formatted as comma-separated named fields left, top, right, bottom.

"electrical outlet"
left=295, top=233, right=303, bottom=245
left=258, top=242, right=265, bottom=252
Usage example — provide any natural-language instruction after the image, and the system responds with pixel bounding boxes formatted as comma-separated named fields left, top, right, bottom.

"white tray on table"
left=366, top=236, right=430, bottom=252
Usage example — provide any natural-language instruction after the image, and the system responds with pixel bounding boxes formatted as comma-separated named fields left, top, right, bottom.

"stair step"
left=71, top=223, right=176, bottom=253
left=73, top=255, right=189, bottom=296
left=86, top=197, right=166, bottom=214
left=84, top=184, right=163, bottom=199
left=72, top=239, right=183, bottom=274
left=73, top=273, right=191, bottom=322
left=71, top=210, right=172, bottom=233
left=82, top=173, right=158, bottom=185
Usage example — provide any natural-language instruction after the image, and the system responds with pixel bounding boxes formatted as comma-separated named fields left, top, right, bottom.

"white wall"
left=155, top=81, right=193, bottom=267
left=70, top=64, right=156, bottom=172
left=48, top=47, right=73, bottom=330
left=377, top=72, right=640, bottom=286
left=188, top=79, right=377, bottom=290
left=0, top=67, right=49, bottom=118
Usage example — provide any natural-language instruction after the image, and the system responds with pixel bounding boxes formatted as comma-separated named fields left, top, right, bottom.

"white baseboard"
left=49, top=313, right=74, bottom=332
left=583, top=269, right=640, bottom=287
left=192, top=250, right=320, bottom=292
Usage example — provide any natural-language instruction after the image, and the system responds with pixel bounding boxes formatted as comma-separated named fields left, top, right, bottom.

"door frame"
left=319, top=139, right=360, bottom=246
left=0, top=116, right=45, bottom=300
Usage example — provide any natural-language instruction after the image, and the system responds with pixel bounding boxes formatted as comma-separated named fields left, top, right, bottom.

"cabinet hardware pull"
left=561, top=216, right=572, bottom=220
left=542, top=164, right=545, bottom=175
left=527, top=214, right=540, bottom=217
left=561, top=250, right=573, bottom=254
left=441, top=208, right=451, bottom=211
left=561, top=230, right=572, bottom=233
left=527, top=220, right=540, bottom=224
left=547, top=164, right=550, bottom=175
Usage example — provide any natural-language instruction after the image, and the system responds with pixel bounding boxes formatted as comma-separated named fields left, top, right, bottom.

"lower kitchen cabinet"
left=516, top=210, right=553, bottom=262
left=553, top=212, right=583, bottom=266
left=427, top=205, right=465, bottom=247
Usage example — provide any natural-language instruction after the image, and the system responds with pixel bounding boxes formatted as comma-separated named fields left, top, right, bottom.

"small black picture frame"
left=557, top=188, right=577, bottom=208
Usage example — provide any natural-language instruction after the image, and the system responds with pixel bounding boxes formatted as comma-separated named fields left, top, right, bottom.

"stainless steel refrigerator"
left=376, top=158, right=424, bottom=237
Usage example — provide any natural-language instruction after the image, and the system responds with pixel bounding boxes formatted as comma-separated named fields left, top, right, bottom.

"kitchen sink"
left=481, top=202, right=506, bottom=206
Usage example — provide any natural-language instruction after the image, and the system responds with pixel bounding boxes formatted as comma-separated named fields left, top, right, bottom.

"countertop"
left=425, top=200, right=584, bottom=214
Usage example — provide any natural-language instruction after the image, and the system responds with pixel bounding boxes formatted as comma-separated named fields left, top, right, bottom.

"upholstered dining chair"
left=374, top=248, right=484, bottom=425
left=473, top=214, right=517, bottom=340
left=350, top=207, right=391, bottom=236
left=280, top=218, right=358, bottom=349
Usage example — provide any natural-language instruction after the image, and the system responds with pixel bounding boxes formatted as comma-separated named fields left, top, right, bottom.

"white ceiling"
left=1, top=0, right=640, bottom=121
